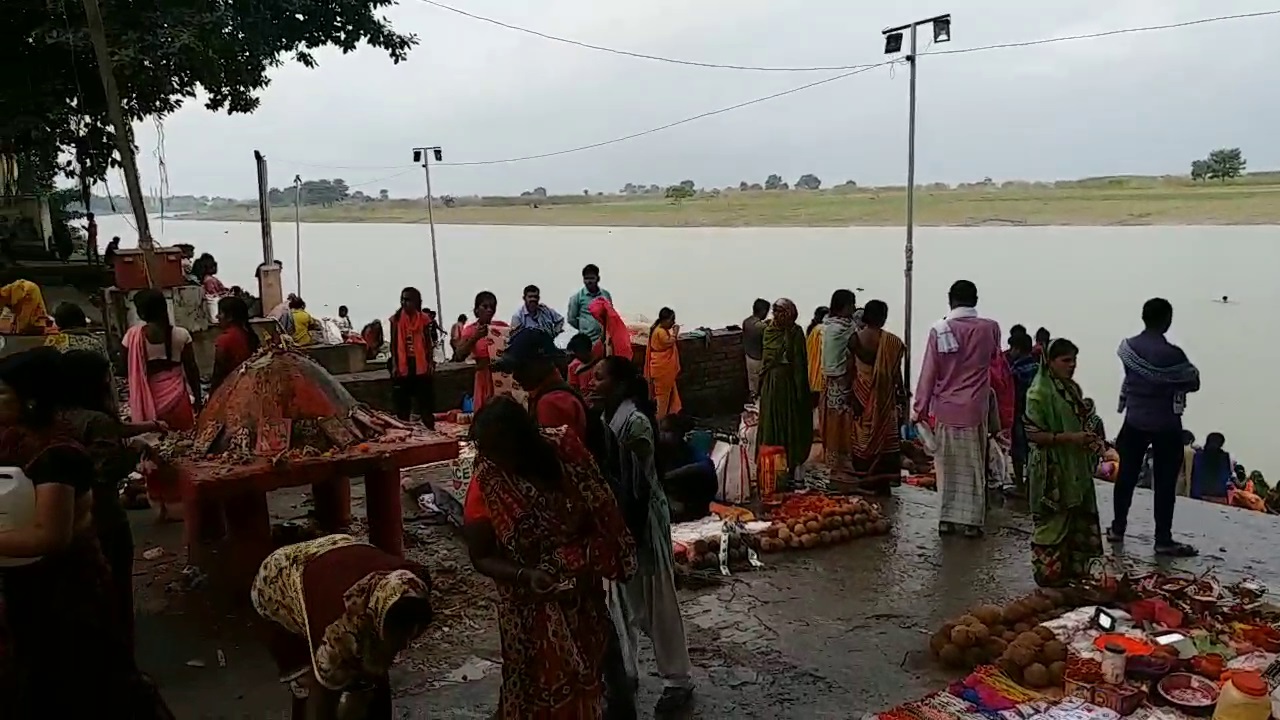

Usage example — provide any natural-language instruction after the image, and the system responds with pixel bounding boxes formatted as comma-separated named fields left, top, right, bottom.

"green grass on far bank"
left=192, top=176, right=1280, bottom=227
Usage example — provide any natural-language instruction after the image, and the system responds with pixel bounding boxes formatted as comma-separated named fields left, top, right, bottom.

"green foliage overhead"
left=1, top=0, right=417, bottom=184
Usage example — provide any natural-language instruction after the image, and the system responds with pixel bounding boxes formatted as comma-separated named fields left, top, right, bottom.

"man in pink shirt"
left=913, top=280, right=1002, bottom=538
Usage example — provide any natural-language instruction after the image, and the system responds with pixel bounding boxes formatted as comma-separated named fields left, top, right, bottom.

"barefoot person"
left=644, top=307, right=682, bottom=420
left=913, top=281, right=1002, bottom=538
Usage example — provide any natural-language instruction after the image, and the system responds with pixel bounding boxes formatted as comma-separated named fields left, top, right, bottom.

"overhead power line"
left=417, top=2, right=1280, bottom=72
left=278, top=9, right=1280, bottom=171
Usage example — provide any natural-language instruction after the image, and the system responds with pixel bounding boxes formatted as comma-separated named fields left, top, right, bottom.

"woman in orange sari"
left=644, top=307, right=682, bottom=419
left=462, top=397, right=637, bottom=719
left=452, top=291, right=509, bottom=412
left=588, top=296, right=633, bottom=359
left=844, top=300, right=905, bottom=496
left=123, top=289, right=201, bottom=520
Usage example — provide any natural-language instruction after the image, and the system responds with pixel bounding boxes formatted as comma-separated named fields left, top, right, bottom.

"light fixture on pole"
left=412, top=146, right=445, bottom=348
left=881, top=12, right=950, bottom=399
left=293, top=174, right=302, bottom=295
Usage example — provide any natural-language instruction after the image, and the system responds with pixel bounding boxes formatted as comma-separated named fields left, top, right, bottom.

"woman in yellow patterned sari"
left=843, top=300, right=905, bottom=495
left=251, top=534, right=433, bottom=719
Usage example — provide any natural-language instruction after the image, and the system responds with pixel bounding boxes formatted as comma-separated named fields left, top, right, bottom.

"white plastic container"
left=0, top=466, right=40, bottom=567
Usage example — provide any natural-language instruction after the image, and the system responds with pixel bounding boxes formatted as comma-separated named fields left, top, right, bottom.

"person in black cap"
left=493, top=329, right=589, bottom=442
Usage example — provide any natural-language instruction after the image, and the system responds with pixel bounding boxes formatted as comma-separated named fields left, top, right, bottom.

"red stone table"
left=175, top=433, right=459, bottom=595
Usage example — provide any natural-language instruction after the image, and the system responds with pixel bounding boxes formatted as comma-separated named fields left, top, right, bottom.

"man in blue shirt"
left=566, top=263, right=612, bottom=342
left=1110, top=297, right=1201, bottom=557
left=509, top=284, right=565, bottom=338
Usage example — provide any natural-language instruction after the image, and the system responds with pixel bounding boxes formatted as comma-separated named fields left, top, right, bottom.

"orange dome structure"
left=194, top=348, right=387, bottom=457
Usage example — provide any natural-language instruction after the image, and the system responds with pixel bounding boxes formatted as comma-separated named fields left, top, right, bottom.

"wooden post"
left=81, top=0, right=158, bottom=281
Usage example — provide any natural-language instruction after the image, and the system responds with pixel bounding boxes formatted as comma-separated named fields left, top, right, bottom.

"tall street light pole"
left=412, top=146, right=445, bottom=340
left=882, top=13, right=951, bottom=399
left=293, top=174, right=303, bottom=295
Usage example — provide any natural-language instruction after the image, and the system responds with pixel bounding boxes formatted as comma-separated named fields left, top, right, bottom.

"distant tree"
left=748, top=183, right=763, bottom=191
left=981, top=176, right=994, bottom=186
left=665, top=184, right=695, bottom=201
left=739, top=181, right=749, bottom=191
left=351, top=190, right=367, bottom=201
left=378, top=188, right=390, bottom=200
left=267, top=187, right=287, bottom=205
left=596, top=191, right=604, bottom=196
left=1189, top=160, right=1208, bottom=182
left=678, top=179, right=695, bottom=192
left=621, top=183, right=637, bottom=194
left=648, top=184, right=661, bottom=194
left=442, top=195, right=456, bottom=208
left=532, top=186, right=548, bottom=198
left=795, top=173, right=822, bottom=190
left=583, top=189, right=590, bottom=196
left=764, top=174, right=783, bottom=190
left=778, top=182, right=790, bottom=191
left=1205, top=148, right=1246, bottom=181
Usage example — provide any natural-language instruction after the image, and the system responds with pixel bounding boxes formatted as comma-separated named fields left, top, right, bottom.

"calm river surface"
left=105, top=218, right=1278, bottom=471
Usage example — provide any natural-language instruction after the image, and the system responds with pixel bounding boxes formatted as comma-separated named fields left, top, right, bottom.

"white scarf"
left=932, top=306, right=978, bottom=354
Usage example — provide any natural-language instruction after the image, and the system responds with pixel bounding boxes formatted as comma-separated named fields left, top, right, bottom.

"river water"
left=103, top=217, right=1278, bottom=471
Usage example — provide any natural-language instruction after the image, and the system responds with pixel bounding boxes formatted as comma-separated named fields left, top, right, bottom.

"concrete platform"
left=135, top=479, right=1279, bottom=718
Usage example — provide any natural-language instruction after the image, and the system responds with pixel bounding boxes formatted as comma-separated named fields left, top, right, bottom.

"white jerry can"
left=0, top=466, right=40, bottom=567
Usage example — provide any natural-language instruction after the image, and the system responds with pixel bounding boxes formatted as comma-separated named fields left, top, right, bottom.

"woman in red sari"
left=462, top=396, right=637, bottom=719
left=452, top=290, right=509, bottom=411
left=210, top=296, right=260, bottom=392
left=588, top=296, right=633, bottom=359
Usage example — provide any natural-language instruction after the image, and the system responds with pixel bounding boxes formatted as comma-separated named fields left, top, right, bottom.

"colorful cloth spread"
left=758, top=319, right=811, bottom=481
left=466, top=429, right=637, bottom=719
left=1025, top=360, right=1103, bottom=588
left=644, top=325, right=682, bottom=419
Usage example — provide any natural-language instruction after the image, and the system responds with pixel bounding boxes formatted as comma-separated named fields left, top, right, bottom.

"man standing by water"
left=510, top=284, right=565, bottom=338
left=1110, top=297, right=1200, bottom=557
left=913, top=280, right=1002, bottom=538
left=742, top=298, right=769, bottom=400
left=566, top=263, right=612, bottom=342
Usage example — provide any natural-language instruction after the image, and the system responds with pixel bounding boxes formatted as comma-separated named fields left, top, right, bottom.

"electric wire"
left=276, top=9, right=1280, bottom=171
left=416, top=2, right=1280, bottom=72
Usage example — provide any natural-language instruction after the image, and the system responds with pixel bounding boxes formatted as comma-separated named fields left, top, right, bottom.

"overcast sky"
left=125, top=0, right=1279, bottom=199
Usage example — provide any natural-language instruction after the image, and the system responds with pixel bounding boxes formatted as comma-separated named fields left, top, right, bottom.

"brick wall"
left=337, top=328, right=750, bottom=418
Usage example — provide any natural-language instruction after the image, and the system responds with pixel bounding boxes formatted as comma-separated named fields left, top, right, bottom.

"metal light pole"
left=882, top=13, right=950, bottom=396
left=412, top=146, right=445, bottom=337
left=293, top=174, right=302, bottom=295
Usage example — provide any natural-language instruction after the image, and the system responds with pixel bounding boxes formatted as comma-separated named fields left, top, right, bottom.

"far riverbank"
left=190, top=182, right=1280, bottom=227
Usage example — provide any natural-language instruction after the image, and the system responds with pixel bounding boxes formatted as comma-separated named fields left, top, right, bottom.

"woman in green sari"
left=757, top=298, right=812, bottom=491
left=1025, top=338, right=1105, bottom=588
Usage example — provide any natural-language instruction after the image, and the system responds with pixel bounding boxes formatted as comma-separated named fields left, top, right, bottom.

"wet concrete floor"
left=134, top=481, right=1280, bottom=719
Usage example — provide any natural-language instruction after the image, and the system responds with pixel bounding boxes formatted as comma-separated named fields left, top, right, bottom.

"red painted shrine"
left=165, top=348, right=457, bottom=593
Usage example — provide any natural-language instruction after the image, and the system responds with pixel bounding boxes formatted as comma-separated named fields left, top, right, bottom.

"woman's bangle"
left=515, top=568, right=525, bottom=586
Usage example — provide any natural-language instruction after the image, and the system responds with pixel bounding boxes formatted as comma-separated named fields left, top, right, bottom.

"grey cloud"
left=129, top=0, right=1280, bottom=198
